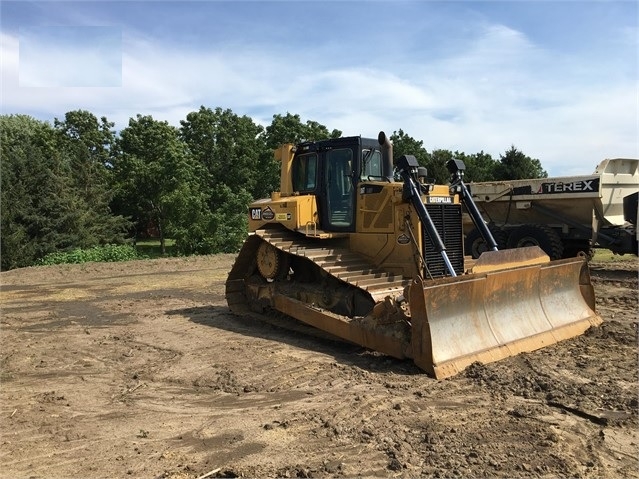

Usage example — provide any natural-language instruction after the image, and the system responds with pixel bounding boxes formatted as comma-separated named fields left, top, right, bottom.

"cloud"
left=19, top=26, right=122, bottom=87
left=1, top=11, right=636, bottom=177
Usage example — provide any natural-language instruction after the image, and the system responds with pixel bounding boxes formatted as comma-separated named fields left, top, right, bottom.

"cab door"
left=323, top=147, right=356, bottom=231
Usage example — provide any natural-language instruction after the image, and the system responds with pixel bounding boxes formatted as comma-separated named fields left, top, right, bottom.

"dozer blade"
left=409, top=247, right=602, bottom=379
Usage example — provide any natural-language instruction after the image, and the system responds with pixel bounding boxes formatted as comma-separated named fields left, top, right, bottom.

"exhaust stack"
left=378, top=131, right=394, bottom=181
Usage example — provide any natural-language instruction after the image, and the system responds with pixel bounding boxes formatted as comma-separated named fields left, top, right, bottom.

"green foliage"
left=390, top=129, right=547, bottom=183
left=265, top=112, right=342, bottom=150
left=165, top=182, right=215, bottom=255
left=390, top=129, right=429, bottom=165
left=428, top=149, right=455, bottom=184
left=38, top=244, right=143, bottom=265
left=209, top=185, right=253, bottom=253
left=1, top=115, right=47, bottom=269
left=112, top=114, right=205, bottom=255
left=495, top=145, right=548, bottom=180
left=178, top=107, right=277, bottom=253
left=458, top=151, right=500, bottom=182
left=1, top=114, right=128, bottom=271
left=53, top=110, right=130, bottom=242
left=389, top=129, right=449, bottom=183
left=180, top=106, right=275, bottom=200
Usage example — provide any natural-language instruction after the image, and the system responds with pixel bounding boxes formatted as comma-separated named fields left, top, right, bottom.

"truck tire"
left=465, top=225, right=508, bottom=259
left=506, top=224, right=564, bottom=260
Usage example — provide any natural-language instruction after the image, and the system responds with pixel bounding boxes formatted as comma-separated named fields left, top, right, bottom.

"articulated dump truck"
left=464, top=158, right=639, bottom=260
left=226, top=133, right=602, bottom=379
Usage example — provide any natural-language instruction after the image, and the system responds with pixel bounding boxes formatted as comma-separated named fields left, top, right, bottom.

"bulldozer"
left=226, top=132, right=602, bottom=379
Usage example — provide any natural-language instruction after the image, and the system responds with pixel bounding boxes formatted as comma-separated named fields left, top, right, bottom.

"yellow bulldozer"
left=226, top=132, right=602, bottom=379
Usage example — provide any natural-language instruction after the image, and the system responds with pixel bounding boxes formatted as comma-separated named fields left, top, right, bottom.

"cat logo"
left=249, top=208, right=262, bottom=221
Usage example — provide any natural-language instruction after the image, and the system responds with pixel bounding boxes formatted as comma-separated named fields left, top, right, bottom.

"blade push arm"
left=447, top=159, right=499, bottom=253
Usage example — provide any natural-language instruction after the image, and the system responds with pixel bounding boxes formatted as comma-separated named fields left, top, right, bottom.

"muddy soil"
left=1, top=254, right=637, bottom=478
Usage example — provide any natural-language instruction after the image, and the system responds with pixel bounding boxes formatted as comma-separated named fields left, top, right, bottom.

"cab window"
left=360, top=149, right=383, bottom=180
left=292, top=153, right=317, bottom=192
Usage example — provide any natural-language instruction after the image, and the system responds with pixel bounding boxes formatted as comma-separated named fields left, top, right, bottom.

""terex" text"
left=537, top=178, right=599, bottom=194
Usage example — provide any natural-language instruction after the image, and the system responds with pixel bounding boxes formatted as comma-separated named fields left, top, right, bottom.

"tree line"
left=0, top=107, right=547, bottom=270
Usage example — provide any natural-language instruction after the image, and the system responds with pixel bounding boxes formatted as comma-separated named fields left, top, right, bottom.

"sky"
left=1, top=0, right=637, bottom=176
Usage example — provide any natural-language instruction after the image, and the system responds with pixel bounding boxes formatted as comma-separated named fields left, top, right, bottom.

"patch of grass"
left=592, top=248, right=638, bottom=263
left=39, top=244, right=144, bottom=266
left=134, top=239, right=176, bottom=259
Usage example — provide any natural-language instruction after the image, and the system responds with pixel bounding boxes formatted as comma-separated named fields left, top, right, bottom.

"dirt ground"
left=1, top=253, right=637, bottom=478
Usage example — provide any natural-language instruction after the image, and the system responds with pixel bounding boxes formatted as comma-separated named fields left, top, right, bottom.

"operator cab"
left=292, top=136, right=385, bottom=232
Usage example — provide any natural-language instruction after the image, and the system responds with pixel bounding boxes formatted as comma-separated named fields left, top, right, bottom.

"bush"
left=38, top=244, right=144, bottom=266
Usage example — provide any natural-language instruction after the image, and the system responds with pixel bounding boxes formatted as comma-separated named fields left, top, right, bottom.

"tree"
left=390, top=132, right=546, bottom=183
left=53, top=110, right=129, bottom=244
left=495, top=146, right=547, bottom=180
left=265, top=113, right=341, bottom=150
left=180, top=106, right=284, bottom=252
left=180, top=106, right=276, bottom=201
left=428, top=150, right=455, bottom=184
left=390, top=129, right=450, bottom=183
left=455, top=151, right=499, bottom=182
left=113, top=114, right=208, bottom=255
left=1, top=115, right=49, bottom=269
left=1, top=114, right=123, bottom=270
left=162, top=180, right=213, bottom=256
left=208, top=184, right=254, bottom=253
left=390, top=129, right=429, bottom=165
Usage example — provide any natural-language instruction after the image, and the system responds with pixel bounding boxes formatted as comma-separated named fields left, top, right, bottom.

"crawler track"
left=226, top=226, right=411, bottom=317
